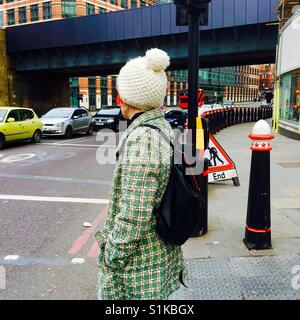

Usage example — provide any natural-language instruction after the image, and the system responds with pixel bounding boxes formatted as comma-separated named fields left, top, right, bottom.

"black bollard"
left=243, top=107, right=247, bottom=123
left=235, top=107, right=239, bottom=124
left=247, top=107, right=251, bottom=122
left=231, top=107, right=235, bottom=126
left=239, top=107, right=243, bottom=123
left=225, top=107, right=229, bottom=127
left=254, top=107, right=258, bottom=121
left=244, top=120, right=274, bottom=250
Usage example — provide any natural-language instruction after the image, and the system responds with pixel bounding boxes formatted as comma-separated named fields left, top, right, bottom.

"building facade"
left=167, top=66, right=259, bottom=107
left=259, top=64, right=276, bottom=96
left=1, top=0, right=260, bottom=111
left=275, top=1, right=300, bottom=140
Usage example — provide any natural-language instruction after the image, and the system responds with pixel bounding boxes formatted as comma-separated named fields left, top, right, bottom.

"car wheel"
left=65, top=126, right=73, bottom=139
left=87, top=124, right=93, bottom=135
left=113, top=123, right=119, bottom=132
left=0, top=134, right=5, bottom=150
left=31, top=130, right=42, bottom=143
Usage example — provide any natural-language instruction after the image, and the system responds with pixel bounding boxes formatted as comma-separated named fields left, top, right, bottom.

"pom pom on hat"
left=117, top=48, right=170, bottom=111
left=145, top=48, right=170, bottom=72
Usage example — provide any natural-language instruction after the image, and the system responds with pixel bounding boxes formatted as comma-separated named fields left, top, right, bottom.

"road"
left=0, top=131, right=118, bottom=300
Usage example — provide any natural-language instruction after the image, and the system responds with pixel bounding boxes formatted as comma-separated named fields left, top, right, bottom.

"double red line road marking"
left=68, top=206, right=108, bottom=258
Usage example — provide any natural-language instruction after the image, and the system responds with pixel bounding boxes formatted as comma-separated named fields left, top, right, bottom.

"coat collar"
left=116, top=108, right=164, bottom=157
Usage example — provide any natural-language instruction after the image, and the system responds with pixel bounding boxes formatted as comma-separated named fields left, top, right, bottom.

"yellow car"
left=0, top=107, right=43, bottom=149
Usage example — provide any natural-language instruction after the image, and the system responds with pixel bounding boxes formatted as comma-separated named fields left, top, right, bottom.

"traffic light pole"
left=187, top=11, right=200, bottom=157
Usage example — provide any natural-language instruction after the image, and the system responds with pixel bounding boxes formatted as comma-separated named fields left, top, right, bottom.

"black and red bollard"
left=244, top=120, right=274, bottom=250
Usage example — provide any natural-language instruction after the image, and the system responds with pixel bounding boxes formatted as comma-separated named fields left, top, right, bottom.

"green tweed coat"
left=96, top=108, right=184, bottom=300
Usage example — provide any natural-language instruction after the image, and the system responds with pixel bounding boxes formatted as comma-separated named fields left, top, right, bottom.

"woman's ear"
left=117, top=94, right=123, bottom=107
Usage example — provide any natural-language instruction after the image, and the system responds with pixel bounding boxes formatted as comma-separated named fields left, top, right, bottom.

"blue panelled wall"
left=6, top=0, right=278, bottom=75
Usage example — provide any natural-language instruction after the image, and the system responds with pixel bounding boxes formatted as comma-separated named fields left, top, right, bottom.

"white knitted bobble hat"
left=116, top=48, right=170, bottom=110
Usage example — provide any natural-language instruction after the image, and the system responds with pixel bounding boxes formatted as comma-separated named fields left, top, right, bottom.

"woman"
left=96, top=48, right=184, bottom=300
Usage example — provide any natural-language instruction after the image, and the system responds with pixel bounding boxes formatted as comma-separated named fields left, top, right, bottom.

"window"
left=280, top=69, right=300, bottom=124
left=7, top=110, right=20, bottom=122
left=7, top=0, right=14, bottom=3
left=7, top=9, right=15, bottom=25
left=112, top=76, right=117, bottom=105
left=30, top=4, right=39, bottom=22
left=131, top=0, right=137, bottom=8
left=79, top=109, right=88, bottom=118
left=89, top=77, right=96, bottom=111
left=0, top=0, right=3, bottom=4
left=18, top=7, right=27, bottom=24
left=101, top=76, right=108, bottom=107
left=99, top=7, right=107, bottom=14
left=121, top=0, right=127, bottom=8
left=20, top=109, right=34, bottom=121
left=43, top=2, right=52, bottom=20
left=70, top=77, right=79, bottom=108
left=110, top=0, right=117, bottom=5
left=0, top=109, right=7, bottom=123
left=86, top=3, right=95, bottom=15
left=72, top=109, right=81, bottom=118
left=62, top=0, right=76, bottom=18
left=0, top=12, right=3, bottom=27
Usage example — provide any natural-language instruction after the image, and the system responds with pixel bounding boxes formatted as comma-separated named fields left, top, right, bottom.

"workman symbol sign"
left=208, top=147, right=224, bottom=167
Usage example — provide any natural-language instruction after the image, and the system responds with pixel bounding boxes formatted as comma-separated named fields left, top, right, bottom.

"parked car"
left=260, top=100, right=269, bottom=107
left=93, top=107, right=123, bottom=132
left=0, top=107, right=43, bottom=149
left=41, top=108, right=93, bottom=138
left=223, top=100, right=234, bottom=107
left=165, top=109, right=188, bottom=129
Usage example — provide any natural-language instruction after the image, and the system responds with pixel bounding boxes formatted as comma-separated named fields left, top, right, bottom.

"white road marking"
left=0, top=153, right=36, bottom=163
left=71, top=258, right=85, bottom=265
left=0, top=256, right=71, bottom=266
left=83, top=222, right=92, bottom=227
left=0, top=194, right=109, bottom=204
left=4, top=255, right=20, bottom=261
left=41, top=142, right=116, bottom=148
left=54, top=137, right=91, bottom=145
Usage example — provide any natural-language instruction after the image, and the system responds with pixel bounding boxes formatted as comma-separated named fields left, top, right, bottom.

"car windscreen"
left=165, top=111, right=182, bottom=119
left=96, top=109, right=120, bottom=116
left=44, top=109, right=73, bottom=118
left=0, top=110, right=7, bottom=123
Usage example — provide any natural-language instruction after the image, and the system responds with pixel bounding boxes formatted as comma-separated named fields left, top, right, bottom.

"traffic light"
left=176, top=5, right=188, bottom=26
left=174, top=0, right=211, bottom=26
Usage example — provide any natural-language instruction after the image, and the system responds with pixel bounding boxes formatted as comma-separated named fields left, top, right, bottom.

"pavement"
left=175, top=119, right=300, bottom=300
left=0, top=119, right=299, bottom=300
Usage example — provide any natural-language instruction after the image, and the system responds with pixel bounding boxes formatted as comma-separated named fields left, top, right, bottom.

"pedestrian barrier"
left=199, top=104, right=273, bottom=134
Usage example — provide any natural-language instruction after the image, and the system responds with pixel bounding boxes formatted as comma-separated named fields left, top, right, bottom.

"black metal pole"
left=187, top=12, right=200, bottom=157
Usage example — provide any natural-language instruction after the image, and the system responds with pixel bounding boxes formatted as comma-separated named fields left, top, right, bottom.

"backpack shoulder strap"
left=140, top=124, right=174, bottom=149
left=116, top=123, right=174, bottom=160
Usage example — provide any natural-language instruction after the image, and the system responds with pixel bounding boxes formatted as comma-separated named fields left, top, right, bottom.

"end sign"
left=204, top=134, right=240, bottom=186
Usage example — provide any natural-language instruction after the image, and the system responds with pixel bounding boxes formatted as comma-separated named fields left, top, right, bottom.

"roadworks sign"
left=204, top=134, right=239, bottom=186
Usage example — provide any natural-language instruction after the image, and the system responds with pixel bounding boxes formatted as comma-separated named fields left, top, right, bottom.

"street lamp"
left=174, top=0, right=210, bottom=156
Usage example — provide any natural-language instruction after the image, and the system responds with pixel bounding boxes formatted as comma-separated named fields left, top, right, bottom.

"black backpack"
left=141, top=124, right=204, bottom=246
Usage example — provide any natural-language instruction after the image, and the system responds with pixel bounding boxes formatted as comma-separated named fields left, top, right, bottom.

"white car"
left=41, top=108, right=94, bottom=138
